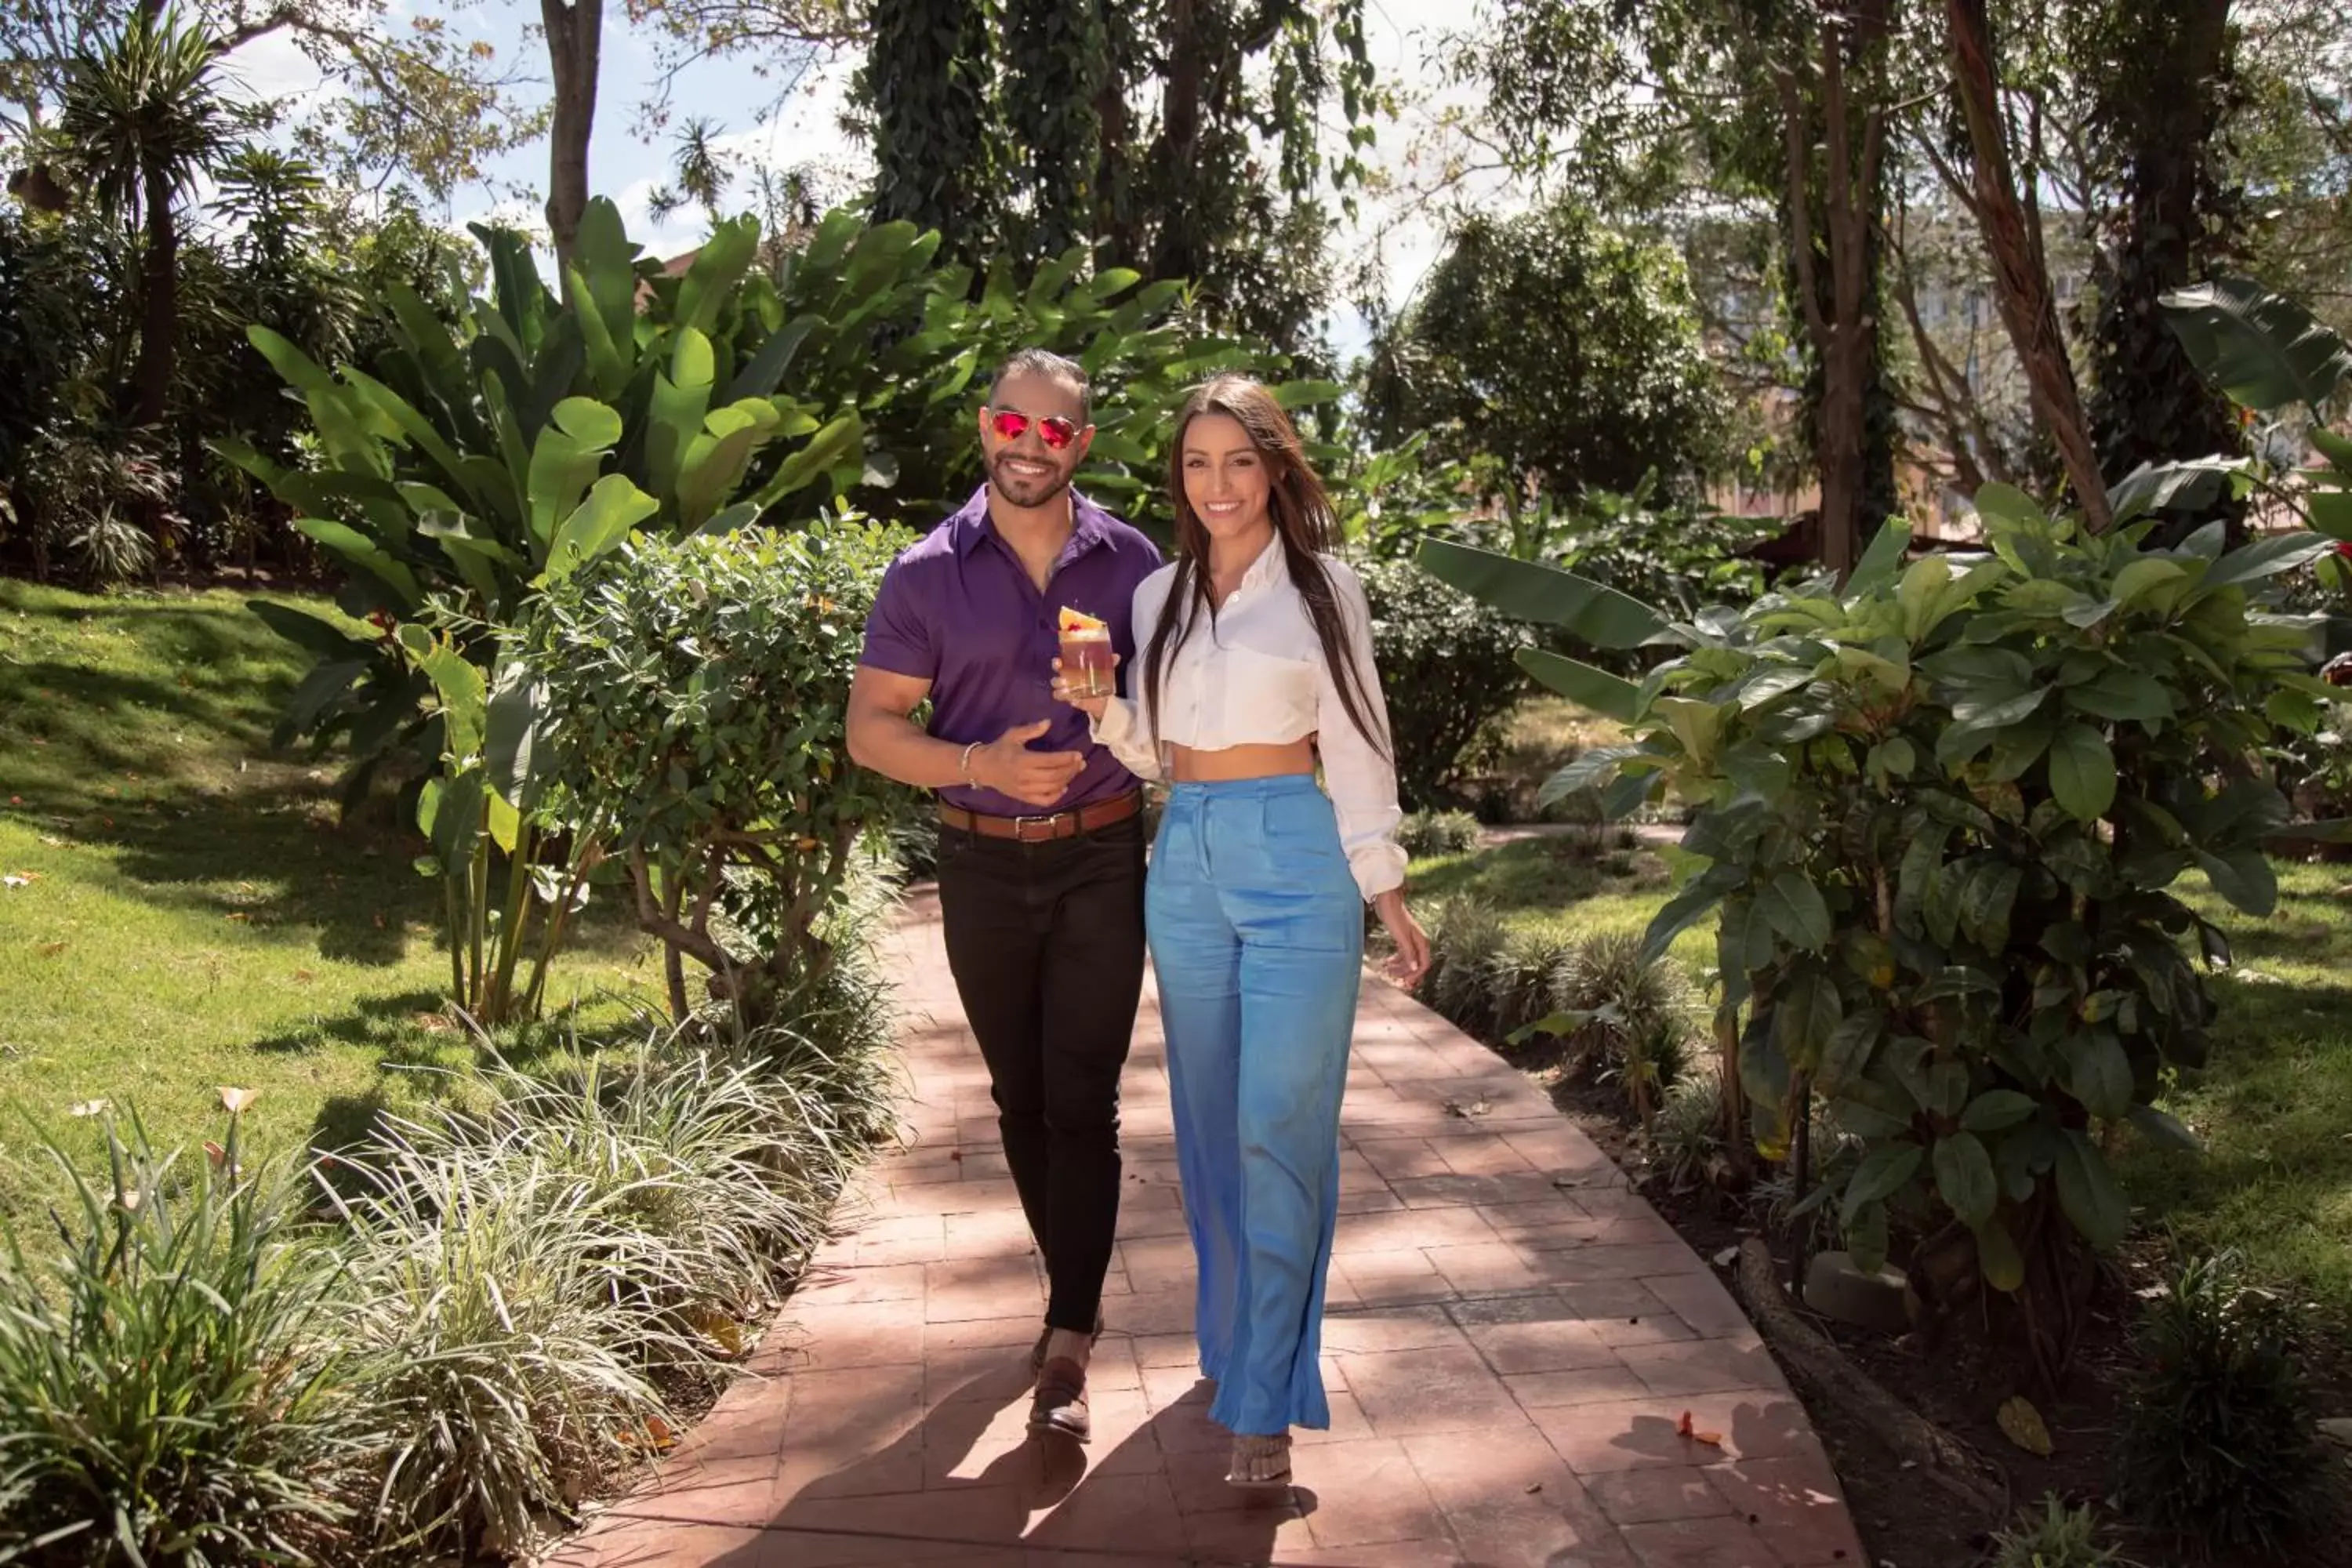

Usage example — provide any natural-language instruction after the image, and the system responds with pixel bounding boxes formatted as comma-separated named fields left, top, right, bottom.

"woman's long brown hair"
left=1138, top=376, right=1388, bottom=758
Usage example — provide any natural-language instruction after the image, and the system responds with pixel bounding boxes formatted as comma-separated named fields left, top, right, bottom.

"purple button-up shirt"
left=860, top=485, right=1163, bottom=817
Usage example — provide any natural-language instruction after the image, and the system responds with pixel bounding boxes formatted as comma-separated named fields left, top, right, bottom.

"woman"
left=1054, top=375, right=1430, bottom=1490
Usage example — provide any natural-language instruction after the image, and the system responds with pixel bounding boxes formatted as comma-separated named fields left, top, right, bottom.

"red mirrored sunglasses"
left=985, top=407, right=1080, bottom=450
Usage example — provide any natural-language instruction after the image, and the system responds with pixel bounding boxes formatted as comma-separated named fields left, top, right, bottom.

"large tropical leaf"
left=1516, top=648, right=1642, bottom=722
left=2161, top=276, right=2352, bottom=414
left=1415, top=538, right=1668, bottom=650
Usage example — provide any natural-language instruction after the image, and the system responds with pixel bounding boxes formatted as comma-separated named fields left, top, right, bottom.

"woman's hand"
left=1051, top=654, right=1114, bottom=720
left=1370, top=888, right=1430, bottom=989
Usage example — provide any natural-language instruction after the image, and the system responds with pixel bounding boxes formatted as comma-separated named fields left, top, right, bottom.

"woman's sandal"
left=1027, top=1309, right=1105, bottom=1376
left=1225, top=1432, right=1293, bottom=1491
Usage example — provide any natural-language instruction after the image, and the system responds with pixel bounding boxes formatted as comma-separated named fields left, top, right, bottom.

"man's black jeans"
left=935, top=811, right=1147, bottom=1334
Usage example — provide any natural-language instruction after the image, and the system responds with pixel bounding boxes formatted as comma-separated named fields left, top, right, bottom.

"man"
left=847, top=348, right=1162, bottom=1443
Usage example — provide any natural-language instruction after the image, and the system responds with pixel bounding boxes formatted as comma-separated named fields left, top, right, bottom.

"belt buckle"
left=1012, top=812, right=1062, bottom=843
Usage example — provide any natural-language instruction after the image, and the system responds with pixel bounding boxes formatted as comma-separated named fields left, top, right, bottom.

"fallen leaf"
left=411, top=1012, right=456, bottom=1033
left=1675, top=1410, right=1724, bottom=1447
left=223, top=912, right=251, bottom=923
left=618, top=1416, right=678, bottom=1451
left=684, top=1305, right=748, bottom=1356
left=68, top=1098, right=109, bottom=1117
left=218, top=1087, right=260, bottom=1115
left=372, top=913, right=386, bottom=929
left=1997, top=1395, right=2053, bottom=1457
left=1712, top=1245, right=1740, bottom=1269
left=292, top=968, right=316, bottom=984
left=35, top=941, right=67, bottom=958
left=38, top=837, right=64, bottom=848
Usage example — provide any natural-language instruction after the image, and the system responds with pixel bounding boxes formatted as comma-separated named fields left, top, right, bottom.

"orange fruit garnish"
left=1058, top=606, right=1107, bottom=634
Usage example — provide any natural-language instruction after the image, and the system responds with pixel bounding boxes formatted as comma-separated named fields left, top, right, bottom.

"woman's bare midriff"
left=1167, top=739, right=1317, bottom=783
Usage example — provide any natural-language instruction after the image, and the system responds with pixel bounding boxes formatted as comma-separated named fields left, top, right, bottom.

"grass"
left=0, top=579, right=658, bottom=1213
left=1408, top=826, right=2352, bottom=1329
left=2119, top=860, right=2352, bottom=1323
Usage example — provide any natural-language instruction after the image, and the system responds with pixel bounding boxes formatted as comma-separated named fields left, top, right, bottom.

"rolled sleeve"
left=1316, top=561, right=1407, bottom=901
left=858, top=555, right=935, bottom=678
left=1089, top=695, right=1163, bottom=781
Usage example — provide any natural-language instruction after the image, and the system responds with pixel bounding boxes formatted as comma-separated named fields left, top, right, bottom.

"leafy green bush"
left=1355, top=554, right=1529, bottom=808
left=2113, top=1250, right=2324, bottom=1553
left=231, top=198, right=1335, bottom=776
left=1537, top=928, right=1696, bottom=1125
left=1416, top=895, right=1508, bottom=1035
left=331, top=1143, right=679, bottom=1559
left=1487, top=925, right=1577, bottom=1044
left=328, top=1006, right=894, bottom=1557
left=0, top=1116, right=361, bottom=1566
left=513, top=519, right=915, bottom=1028
left=1483, top=494, right=2336, bottom=1377
left=1987, top=1495, right=2135, bottom=1568
left=1650, top=1072, right=1726, bottom=1192
left=1397, top=808, right=1483, bottom=858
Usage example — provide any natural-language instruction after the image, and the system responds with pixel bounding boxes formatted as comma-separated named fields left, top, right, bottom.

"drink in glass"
left=1057, top=607, right=1114, bottom=699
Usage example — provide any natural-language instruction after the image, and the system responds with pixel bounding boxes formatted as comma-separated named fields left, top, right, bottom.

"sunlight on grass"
left=1408, top=829, right=2352, bottom=1323
left=0, top=581, right=659, bottom=1213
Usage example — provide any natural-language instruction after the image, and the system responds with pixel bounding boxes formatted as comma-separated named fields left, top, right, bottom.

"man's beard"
left=986, top=452, right=1073, bottom=509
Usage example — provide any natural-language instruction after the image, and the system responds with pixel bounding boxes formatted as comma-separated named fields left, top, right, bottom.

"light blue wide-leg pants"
left=1147, top=775, right=1364, bottom=1436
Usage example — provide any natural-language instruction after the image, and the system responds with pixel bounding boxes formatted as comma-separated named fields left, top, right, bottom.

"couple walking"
left=846, top=349, right=1429, bottom=1490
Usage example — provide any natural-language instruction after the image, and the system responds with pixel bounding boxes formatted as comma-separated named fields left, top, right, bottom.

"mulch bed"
left=1508, top=1047, right=2352, bottom=1568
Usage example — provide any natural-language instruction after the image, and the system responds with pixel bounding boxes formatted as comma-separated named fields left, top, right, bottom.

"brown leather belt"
left=939, top=789, right=1143, bottom=844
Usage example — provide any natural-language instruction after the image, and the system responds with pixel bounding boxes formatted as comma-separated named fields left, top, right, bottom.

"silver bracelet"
left=957, top=740, right=981, bottom=782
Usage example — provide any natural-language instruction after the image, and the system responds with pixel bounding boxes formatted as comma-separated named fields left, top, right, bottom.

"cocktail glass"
left=1058, top=622, right=1114, bottom=699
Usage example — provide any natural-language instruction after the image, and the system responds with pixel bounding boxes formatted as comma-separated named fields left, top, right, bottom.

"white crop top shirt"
left=1091, top=540, right=1409, bottom=901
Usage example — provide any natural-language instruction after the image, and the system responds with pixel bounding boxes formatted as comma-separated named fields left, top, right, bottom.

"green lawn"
left=1408, top=832, right=2352, bottom=1327
left=0, top=580, right=657, bottom=1211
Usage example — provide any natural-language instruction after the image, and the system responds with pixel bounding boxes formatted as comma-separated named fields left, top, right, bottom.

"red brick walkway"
left=549, top=888, right=1864, bottom=1568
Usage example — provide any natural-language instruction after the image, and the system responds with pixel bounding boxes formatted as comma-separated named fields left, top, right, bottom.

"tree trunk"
left=1151, top=0, right=1206, bottom=283
left=1944, top=0, right=2112, bottom=531
left=1777, top=13, right=1886, bottom=583
left=541, top=0, right=602, bottom=280
left=132, top=163, right=175, bottom=430
left=2086, top=0, right=2241, bottom=542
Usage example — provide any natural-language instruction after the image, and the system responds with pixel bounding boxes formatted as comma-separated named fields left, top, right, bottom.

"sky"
left=222, top=0, right=1494, bottom=366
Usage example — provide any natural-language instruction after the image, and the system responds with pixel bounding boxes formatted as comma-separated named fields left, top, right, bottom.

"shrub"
left=331, top=1145, right=681, bottom=1559
left=1987, top=1495, right=2134, bottom=1568
left=1397, top=808, right=1483, bottom=859
left=1650, top=1072, right=1726, bottom=1191
left=1417, top=895, right=1508, bottom=1035
left=329, top=1001, right=893, bottom=1557
left=1523, top=498, right=2336, bottom=1381
left=1536, top=930, right=1696, bottom=1127
left=231, top=198, right=1335, bottom=777
left=1487, top=924, right=1577, bottom=1044
left=2113, top=1250, right=2324, bottom=1553
left=1355, top=554, right=1530, bottom=809
left=514, top=519, right=918, bottom=1028
left=67, top=506, right=157, bottom=590
left=0, top=1116, right=362, bottom=1566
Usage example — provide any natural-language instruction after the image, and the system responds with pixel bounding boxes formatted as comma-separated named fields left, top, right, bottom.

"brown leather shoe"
left=1026, top=1310, right=1105, bottom=1376
left=1028, top=1356, right=1091, bottom=1443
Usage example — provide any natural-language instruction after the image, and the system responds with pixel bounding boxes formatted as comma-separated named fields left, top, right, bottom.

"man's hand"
left=972, top=719, right=1085, bottom=807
